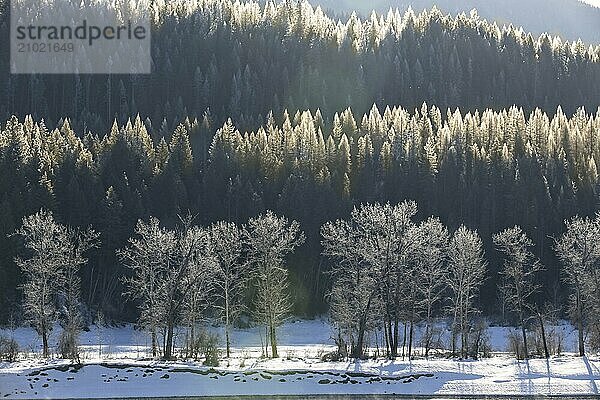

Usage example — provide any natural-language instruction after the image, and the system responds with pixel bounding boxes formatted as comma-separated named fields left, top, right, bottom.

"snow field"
left=1, top=319, right=598, bottom=398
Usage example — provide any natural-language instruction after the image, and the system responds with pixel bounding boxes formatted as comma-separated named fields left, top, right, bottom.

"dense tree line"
left=321, top=202, right=487, bottom=359
left=2, top=102, right=600, bottom=325
left=15, top=209, right=302, bottom=361
left=315, top=0, right=600, bottom=44
left=14, top=203, right=600, bottom=361
left=2, top=0, right=600, bottom=133
left=321, top=202, right=600, bottom=360
left=208, top=102, right=600, bottom=317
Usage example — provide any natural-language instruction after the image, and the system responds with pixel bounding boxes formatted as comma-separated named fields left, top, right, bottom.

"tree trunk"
left=461, top=305, right=468, bottom=359
left=451, top=303, right=458, bottom=357
left=401, top=321, right=407, bottom=360
left=189, top=322, right=195, bottom=359
left=225, top=287, right=231, bottom=358
left=270, top=324, right=278, bottom=358
left=264, top=326, right=269, bottom=358
left=226, top=325, right=231, bottom=359
left=408, top=319, right=414, bottom=361
left=472, top=326, right=481, bottom=360
left=451, top=329, right=457, bottom=358
left=151, top=328, right=157, bottom=358
left=392, top=318, right=399, bottom=358
left=537, top=312, right=549, bottom=359
left=577, top=289, right=585, bottom=357
left=521, top=318, right=528, bottom=360
left=424, top=322, right=430, bottom=358
left=355, top=324, right=365, bottom=359
left=354, top=296, right=373, bottom=359
left=165, top=323, right=174, bottom=360
left=42, top=324, right=49, bottom=358
left=383, top=318, right=391, bottom=359
left=424, top=303, right=432, bottom=359
left=462, top=324, right=469, bottom=359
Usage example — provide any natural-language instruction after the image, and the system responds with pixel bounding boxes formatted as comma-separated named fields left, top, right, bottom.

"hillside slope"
left=314, top=0, right=600, bottom=43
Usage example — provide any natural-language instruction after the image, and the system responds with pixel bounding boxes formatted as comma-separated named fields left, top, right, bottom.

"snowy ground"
left=1, top=319, right=599, bottom=398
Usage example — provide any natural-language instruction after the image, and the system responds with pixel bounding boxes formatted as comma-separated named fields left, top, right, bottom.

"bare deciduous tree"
left=119, top=217, right=175, bottom=357
left=555, top=214, right=600, bottom=356
left=209, top=221, right=247, bottom=358
left=494, top=226, right=543, bottom=360
left=179, top=221, right=216, bottom=360
left=359, top=202, right=417, bottom=359
left=120, top=216, right=215, bottom=360
left=322, top=201, right=417, bottom=359
left=447, top=226, right=487, bottom=359
left=244, top=211, right=304, bottom=358
left=14, top=210, right=97, bottom=358
left=407, top=217, right=448, bottom=359
left=59, top=225, right=99, bottom=361
left=322, top=217, right=377, bottom=359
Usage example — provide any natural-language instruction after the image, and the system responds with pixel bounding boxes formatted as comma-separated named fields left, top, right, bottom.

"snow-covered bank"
left=2, top=355, right=600, bottom=398
left=1, top=319, right=596, bottom=398
left=0, top=319, right=581, bottom=357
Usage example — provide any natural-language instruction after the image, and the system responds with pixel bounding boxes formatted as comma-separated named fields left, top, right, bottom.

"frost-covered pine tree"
left=447, top=226, right=487, bottom=359
left=494, top=226, right=542, bottom=360
left=15, top=210, right=97, bottom=358
left=244, top=211, right=304, bottom=358
left=210, top=221, right=248, bottom=358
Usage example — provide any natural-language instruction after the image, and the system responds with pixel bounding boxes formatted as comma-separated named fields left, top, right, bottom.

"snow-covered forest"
left=2, top=0, right=600, bottom=129
left=2, top=0, right=600, bottom=396
left=3, top=104, right=600, bottom=348
left=313, top=0, right=600, bottom=43
left=5, top=182, right=600, bottom=362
